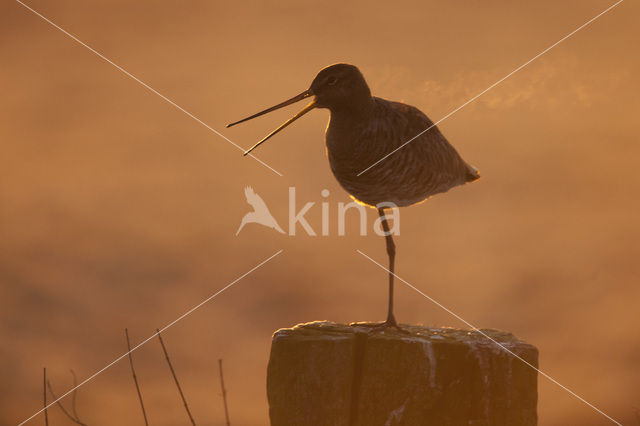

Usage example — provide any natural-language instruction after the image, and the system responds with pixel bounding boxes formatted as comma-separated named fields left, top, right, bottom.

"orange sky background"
left=1, top=0, right=639, bottom=425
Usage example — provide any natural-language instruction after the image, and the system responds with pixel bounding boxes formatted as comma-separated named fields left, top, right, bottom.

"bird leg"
left=352, top=208, right=408, bottom=334
left=380, top=207, right=398, bottom=326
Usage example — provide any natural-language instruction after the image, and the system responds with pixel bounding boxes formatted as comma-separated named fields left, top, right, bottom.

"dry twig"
left=218, top=359, right=231, bottom=426
left=70, top=370, right=80, bottom=420
left=43, top=367, right=49, bottom=426
left=46, top=375, right=88, bottom=426
left=156, top=329, right=196, bottom=426
left=126, top=328, right=149, bottom=425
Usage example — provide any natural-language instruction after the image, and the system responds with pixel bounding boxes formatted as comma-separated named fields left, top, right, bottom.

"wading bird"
left=227, top=63, right=479, bottom=331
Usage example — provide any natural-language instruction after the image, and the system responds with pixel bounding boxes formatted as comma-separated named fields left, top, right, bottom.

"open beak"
left=226, top=89, right=316, bottom=156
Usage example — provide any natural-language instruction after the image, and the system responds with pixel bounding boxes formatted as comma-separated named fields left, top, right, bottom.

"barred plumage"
left=326, top=96, right=479, bottom=207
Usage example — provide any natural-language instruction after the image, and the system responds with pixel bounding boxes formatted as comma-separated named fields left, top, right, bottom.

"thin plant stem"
left=156, top=329, right=196, bottom=426
left=47, top=379, right=88, bottom=426
left=126, top=328, right=149, bottom=426
left=218, top=359, right=231, bottom=426
left=70, top=370, right=80, bottom=420
left=43, top=368, right=49, bottom=426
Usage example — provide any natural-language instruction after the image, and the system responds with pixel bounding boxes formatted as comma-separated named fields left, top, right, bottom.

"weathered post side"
left=267, top=321, right=538, bottom=426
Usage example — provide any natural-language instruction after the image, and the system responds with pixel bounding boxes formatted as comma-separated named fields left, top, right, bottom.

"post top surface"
left=273, top=321, right=536, bottom=350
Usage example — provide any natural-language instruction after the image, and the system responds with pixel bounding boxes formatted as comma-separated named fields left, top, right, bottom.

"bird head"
left=310, top=64, right=371, bottom=109
left=226, top=63, right=371, bottom=156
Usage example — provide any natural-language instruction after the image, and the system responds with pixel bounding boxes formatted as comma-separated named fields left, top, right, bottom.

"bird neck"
left=326, top=97, right=377, bottom=158
left=328, top=95, right=375, bottom=125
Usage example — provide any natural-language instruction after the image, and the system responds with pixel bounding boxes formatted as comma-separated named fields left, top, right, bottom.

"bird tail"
left=465, top=163, right=481, bottom=182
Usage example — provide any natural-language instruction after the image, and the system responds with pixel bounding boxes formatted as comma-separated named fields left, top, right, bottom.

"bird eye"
left=327, top=76, right=338, bottom=85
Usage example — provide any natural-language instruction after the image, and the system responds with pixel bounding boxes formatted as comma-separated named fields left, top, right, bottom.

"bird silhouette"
left=228, top=64, right=479, bottom=331
left=236, top=186, right=285, bottom=236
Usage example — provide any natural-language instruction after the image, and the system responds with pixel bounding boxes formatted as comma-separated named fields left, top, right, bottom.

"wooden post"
left=267, top=321, right=538, bottom=426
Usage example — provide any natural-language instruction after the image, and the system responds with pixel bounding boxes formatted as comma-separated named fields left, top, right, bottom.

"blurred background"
left=1, top=0, right=638, bottom=424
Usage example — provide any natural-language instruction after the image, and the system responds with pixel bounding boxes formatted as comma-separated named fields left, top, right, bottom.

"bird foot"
left=350, top=319, right=410, bottom=334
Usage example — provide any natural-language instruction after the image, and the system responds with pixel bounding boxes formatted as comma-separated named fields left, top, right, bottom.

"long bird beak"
left=226, top=89, right=316, bottom=156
